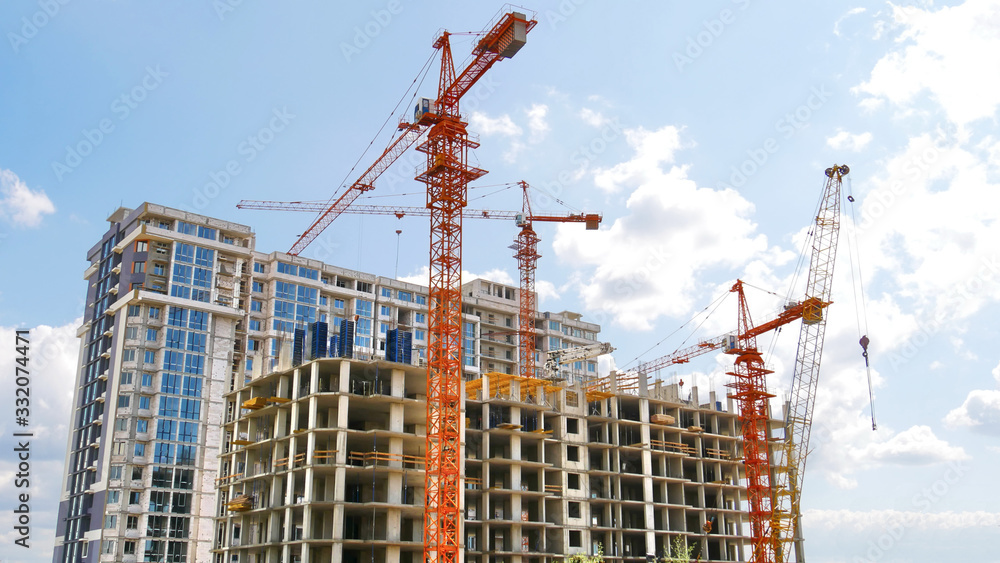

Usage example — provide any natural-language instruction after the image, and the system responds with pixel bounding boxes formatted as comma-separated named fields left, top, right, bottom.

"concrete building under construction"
left=214, top=358, right=753, bottom=563
left=54, top=203, right=763, bottom=563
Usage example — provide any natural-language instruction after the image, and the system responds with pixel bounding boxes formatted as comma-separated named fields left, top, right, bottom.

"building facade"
left=53, top=203, right=603, bottom=562
left=214, top=358, right=752, bottom=563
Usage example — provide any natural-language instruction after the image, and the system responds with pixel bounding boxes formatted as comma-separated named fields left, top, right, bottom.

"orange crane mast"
left=254, top=10, right=537, bottom=563
left=414, top=14, right=536, bottom=563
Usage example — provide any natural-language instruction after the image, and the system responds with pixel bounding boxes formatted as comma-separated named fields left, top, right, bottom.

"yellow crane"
left=772, top=164, right=850, bottom=561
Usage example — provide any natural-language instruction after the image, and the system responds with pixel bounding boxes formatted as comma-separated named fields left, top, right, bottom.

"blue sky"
left=2, top=1, right=1000, bottom=561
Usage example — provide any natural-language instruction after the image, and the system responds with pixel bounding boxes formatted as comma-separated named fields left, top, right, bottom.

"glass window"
left=142, top=372, right=153, bottom=387
left=157, top=420, right=176, bottom=441
left=120, top=371, right=133, bottom=385
left=146, top=328, right=158, bottom=341
left=415, top=312, right=426, bottom=324
left=381, top=287, right=392, bottom=298
left=133, top=443, right=146, bottom=457
left=138, top=395, right=151, bottom=410
left=135, top=241, right=148, bottom=252
left=136, top=419, right=149, bottom=433
left=416, top=295, right=427, bottom=305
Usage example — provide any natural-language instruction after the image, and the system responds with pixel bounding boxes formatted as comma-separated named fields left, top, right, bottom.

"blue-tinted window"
left=161, top=373, right=181, bottom=394
left=249, top=319, right=261, bottom=331
left=163, top=351, right=184, bottom=372
left=134, top=443, right=146, bottom=457
left=275, top=281, right=295, bottom=300
left=168, top=307, right=187, bottom=327
left=334, top=298, right=345, bottom=309
left=381, top=287, right=392, bottom=298
left=186, top=333, right=206, bottom=353
left=136, top=419, right=148, bottom=433
left=178, top=422, right=198, bottom=443
left=176, top=222, right=196, bottom=236
left=183, top=354, right=204, bottom=375
left=176, top=445, right=196, bottom=466
left=297, top=285, right=317, bottom=304
left=172, top=264, right=192, bottom=285
left=380, top=305, right=391, bottom=317
left=138, top=396, right=151, bottom=410
left=144, top=351, right=156, bottom=364
left=141, top=372, right=153, bottom=387
left=415, top=313, right=426, bottom=324
left=416, top=295, right=427, bottom=305
left=154, top=443, right=174, bottom=464
left=192, top=268, right=211, bottom=288
left=356, top=299, right=373, bottom=317
left=159, top=397, right=179, bottom=418
left=182, top=376, right=202, bottom=398
left=165, top=329, right=185, bottom=350
left=188, top=311, right=206, bottom=331
left=174, top=243, right=194, bottom=263
left=251, top=300, right=262, bottom=312
left=157, top=420, right=176, bottom=441
left=197, top=226, right=216, bottom=241
left=180, top=399, right=200, bottom=420
left=253, top=262, right=266, bottom=273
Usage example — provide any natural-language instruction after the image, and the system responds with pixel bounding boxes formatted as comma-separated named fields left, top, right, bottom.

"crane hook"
left=859, top=335, right=870, bottom=366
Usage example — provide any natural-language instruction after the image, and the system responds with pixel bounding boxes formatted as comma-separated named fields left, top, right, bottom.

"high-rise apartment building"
left=54, top=203, right=603, bottom=562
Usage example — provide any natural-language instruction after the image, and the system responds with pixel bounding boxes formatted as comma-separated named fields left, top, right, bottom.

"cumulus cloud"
left=468, top=112, right=522, bottom=137
left=526, top=104, right=549, bottom=141
left=552, top=125, right=771, bottom=330
left=858, top=425, right=969, bottom=464
left=0, top=168, right=56, bottom=227
left=592, top=126, right=685, bottom=193
left=854, top=1, right=1000, bottom=127
left=944, top=360, right=1000, bottom=435
left=826, top=130, right=873, bottom=151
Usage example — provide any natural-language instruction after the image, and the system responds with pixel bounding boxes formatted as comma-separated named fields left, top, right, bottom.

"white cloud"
left=858, top=425, right=969, bottom=464
left=468, top=111, right=522, bottom=137
left=552, top=125, right=771, bottom=330
left=826, top=130, right=873, bottom=151
left=855, top=134, right=1000, bottom=323
left=579, top=108, right=609, bottom=128
left=525, top=104, right=549, bottom=141
left=944, top=360, right=1000, bottom=435
left=0, top=168, right=56, bottom=228
left=806, top=508, right=1000, bottom=531
left=853, top=0, right=1000, bottom=127
left=592, top=126, right=685, bottom=193
left=535, top=279, right=559, bottom=303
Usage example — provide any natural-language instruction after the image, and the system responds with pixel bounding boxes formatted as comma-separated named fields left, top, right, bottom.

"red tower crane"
left=248, top=10, right=537, bottom=563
